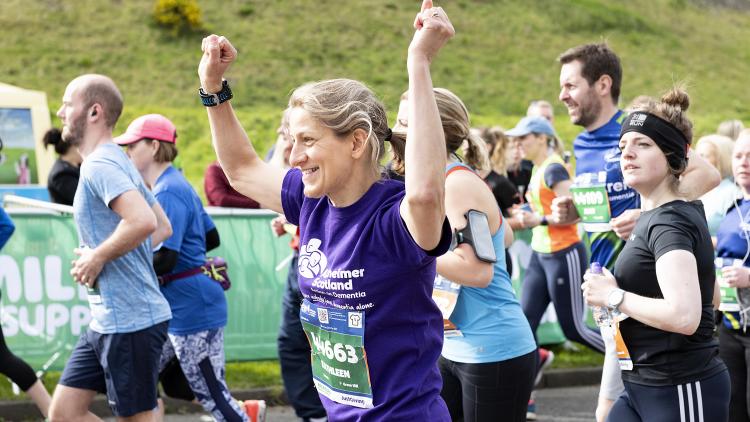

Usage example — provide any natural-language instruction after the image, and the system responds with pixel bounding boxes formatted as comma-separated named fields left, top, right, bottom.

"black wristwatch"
left=199, top=80, right=233, bottom=107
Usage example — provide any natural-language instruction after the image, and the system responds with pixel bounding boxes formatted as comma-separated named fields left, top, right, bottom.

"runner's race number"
left=308, top=333, right=359, bottom=364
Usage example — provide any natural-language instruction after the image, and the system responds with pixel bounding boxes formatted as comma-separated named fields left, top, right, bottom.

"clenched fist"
left=550, top=196, right=579, bottom=225
left=199, top=35, right=238, bottom=94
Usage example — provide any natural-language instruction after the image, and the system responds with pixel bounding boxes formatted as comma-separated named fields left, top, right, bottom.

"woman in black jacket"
left=43, top=128, right=81, bottom=205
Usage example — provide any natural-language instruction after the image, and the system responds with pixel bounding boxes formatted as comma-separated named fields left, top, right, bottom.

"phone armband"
left=454, top=209, right=497, bottom=263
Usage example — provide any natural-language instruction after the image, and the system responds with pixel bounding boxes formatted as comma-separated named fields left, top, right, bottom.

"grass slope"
left=1, top=0, right=749, bottom=191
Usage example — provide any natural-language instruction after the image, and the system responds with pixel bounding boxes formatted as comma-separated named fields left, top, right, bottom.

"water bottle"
left=590, top=262, right=612, bottom=327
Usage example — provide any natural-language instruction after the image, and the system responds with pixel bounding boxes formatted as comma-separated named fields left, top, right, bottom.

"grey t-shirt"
left=73, top=143, right=171, bottom=333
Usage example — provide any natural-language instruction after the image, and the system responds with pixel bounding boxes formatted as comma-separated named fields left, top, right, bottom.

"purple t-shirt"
left=282, top=169, right=451, bottom=421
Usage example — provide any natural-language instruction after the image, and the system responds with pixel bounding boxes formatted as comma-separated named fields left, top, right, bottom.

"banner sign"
left=1, top=209, right=289, bottom=370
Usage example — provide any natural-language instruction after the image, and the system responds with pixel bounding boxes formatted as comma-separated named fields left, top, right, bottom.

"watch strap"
left=199, top=80, right=233, bottom=107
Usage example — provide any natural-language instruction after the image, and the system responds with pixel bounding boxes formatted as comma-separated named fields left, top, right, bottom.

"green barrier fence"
left=1, top=207, right=571, bottom=373
left=0, top=208, right=291, bottom=371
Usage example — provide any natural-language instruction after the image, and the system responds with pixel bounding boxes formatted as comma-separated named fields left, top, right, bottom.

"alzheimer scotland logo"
left=298, top=238, right=328, bottom=278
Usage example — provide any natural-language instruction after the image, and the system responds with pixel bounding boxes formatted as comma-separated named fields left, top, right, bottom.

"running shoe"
left=238, top=399, right=267, bottom=422
left=534, top=347, right=555, bottom=387
left=526, top=399, right=537, bottom=421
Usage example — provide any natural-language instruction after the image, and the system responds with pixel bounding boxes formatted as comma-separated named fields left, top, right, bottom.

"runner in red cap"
left=115, top=114, right=177, bottom=145
left=116, top=114, right=259, bottom=422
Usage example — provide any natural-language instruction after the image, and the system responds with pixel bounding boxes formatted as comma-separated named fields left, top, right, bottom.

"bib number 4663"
left=309, top=332, right=359, bottom=364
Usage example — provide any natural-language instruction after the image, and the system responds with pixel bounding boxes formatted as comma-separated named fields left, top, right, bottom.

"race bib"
left=570, top=185, right=611, bottom=230
left=300, top=299, right=373, bottom=408
left=432, top=275, right=463, bottom=338
left=601, top=314, right=633, bottom=371
left=716, top=257, right=742, bottom=312
left=613, top=318, right=633, bottom=371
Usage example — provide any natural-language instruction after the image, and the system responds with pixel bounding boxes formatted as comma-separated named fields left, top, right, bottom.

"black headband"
left=620, top=112, right=689, bottom=169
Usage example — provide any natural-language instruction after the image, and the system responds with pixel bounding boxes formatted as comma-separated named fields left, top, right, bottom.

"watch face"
left=608, top=289, right=624, bottom=308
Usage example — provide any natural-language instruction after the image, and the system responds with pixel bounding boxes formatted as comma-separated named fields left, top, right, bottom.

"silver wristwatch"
left=607, top=288, right=626, bottom=311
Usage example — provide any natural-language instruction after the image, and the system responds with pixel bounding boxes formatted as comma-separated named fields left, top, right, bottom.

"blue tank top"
left=441, top=163, right=536, bottom=363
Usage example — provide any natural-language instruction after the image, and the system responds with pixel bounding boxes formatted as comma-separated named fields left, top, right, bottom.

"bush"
left=238, top=4, right=255, bottom=17
left=153, top=0, right=204, bottom=34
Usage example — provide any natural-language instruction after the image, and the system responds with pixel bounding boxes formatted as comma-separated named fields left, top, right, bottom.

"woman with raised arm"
left=391, top=88, right=537, bottom=422
left=198, top=1, right=454, bottom=420
left=582, top=88, right=730, bottom=421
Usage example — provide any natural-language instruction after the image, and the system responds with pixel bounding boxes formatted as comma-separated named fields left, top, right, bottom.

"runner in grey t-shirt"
left=74, top=143, right=172, bottom=332
left=48, top=74, right=173, bottom=422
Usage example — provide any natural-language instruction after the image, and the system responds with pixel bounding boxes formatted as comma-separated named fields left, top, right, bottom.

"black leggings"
left=0, top=326, right=38, bottom=391
left=439, top=350, right=537, bottom=422
left=608, top=370, right=730, bottom=422
left=521, top=242, right=604, bottom=353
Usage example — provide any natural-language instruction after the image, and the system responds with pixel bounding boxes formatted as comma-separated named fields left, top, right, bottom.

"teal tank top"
left=442, top=209, right=537, bottom=363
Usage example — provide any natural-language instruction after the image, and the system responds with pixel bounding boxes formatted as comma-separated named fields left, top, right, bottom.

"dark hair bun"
left=661, top=87, right=690, bottom=112
left=42, top=128, right=63, bottom=148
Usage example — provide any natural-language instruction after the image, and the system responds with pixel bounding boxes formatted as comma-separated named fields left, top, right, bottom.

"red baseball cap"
left=114, top=114, right=177, bottom=145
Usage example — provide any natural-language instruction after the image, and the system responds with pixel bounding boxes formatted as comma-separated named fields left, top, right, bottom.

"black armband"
left=206, top=227, right=220, bottom=252
left=453, top=209, right=497, bottom=263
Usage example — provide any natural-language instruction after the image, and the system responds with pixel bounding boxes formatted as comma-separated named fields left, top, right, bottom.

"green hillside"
left=2, top=0, right=750, bottom=193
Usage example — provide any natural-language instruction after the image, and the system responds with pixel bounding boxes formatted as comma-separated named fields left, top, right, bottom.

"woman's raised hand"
left=408, top=0, right=455, bottom=65
left=199, top=34, right=238, bottom=94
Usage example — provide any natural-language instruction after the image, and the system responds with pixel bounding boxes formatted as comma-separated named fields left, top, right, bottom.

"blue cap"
left=505, top=116, right=557, bottom=138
